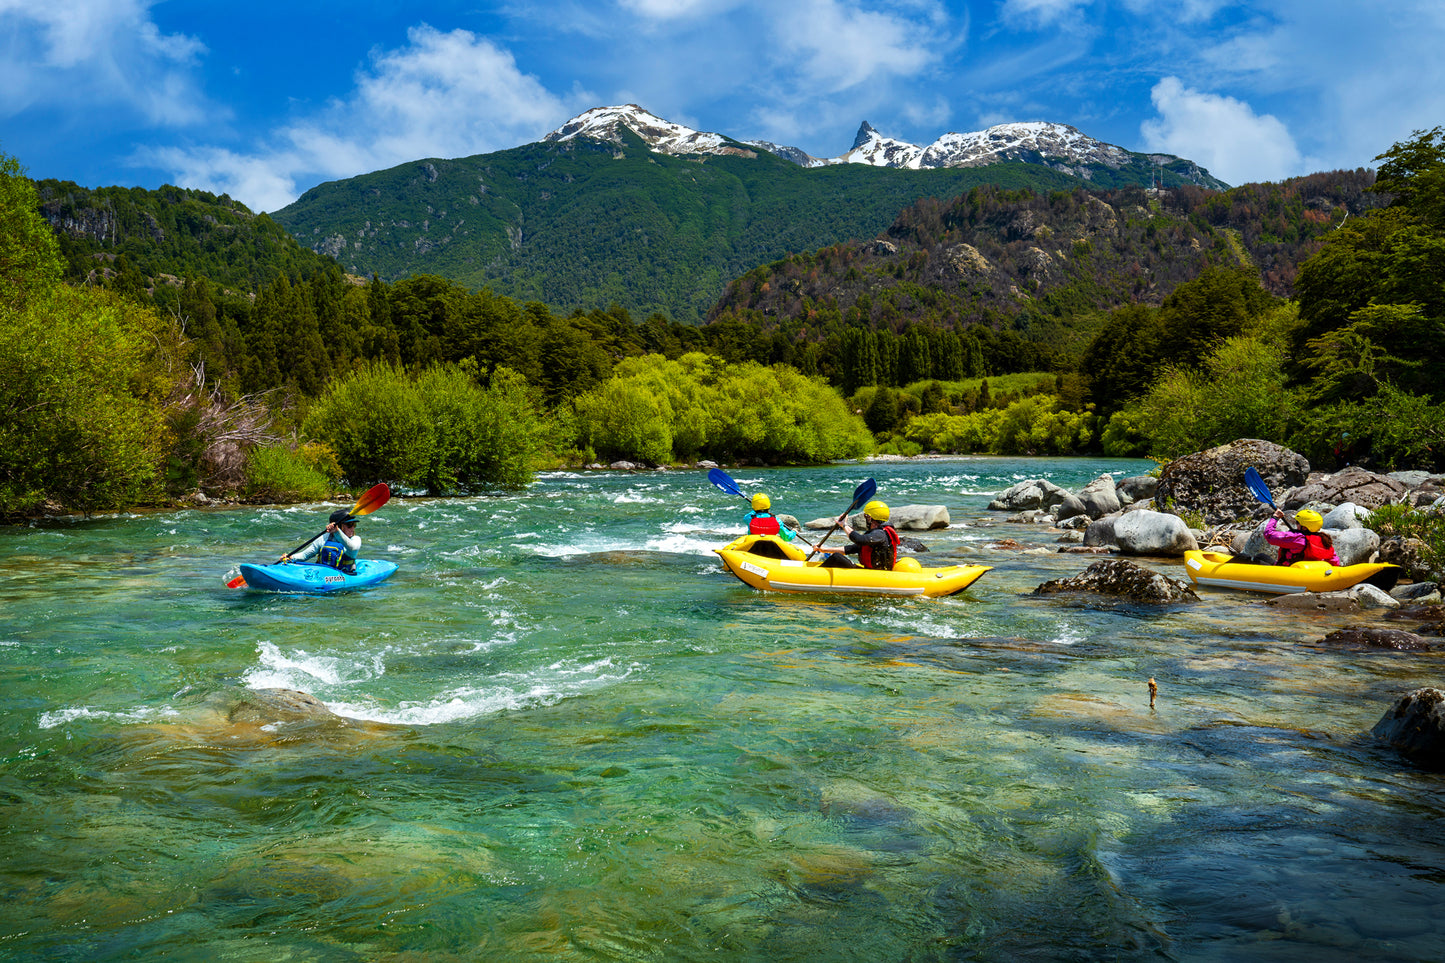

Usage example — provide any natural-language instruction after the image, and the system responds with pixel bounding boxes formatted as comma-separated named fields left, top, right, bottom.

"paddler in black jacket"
left=820, top=500, right=899, bottom=569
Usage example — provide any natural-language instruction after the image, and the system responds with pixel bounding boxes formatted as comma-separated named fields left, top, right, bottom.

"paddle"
left=807, top=477, right=877, bottom=559
left=226, top=483, right=392, bottom=588
left=1244, top=466, right=1296, bottom=530
left=706, top=467, right=817, bottom=547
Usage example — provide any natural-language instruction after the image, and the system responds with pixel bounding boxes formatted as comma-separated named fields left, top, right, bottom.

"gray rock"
left=1031, top=558, right=1199, bottom=604
left=1055, top=493, right=1088, bottom=522
left=1116, top=475, right=1158, bottom=505
left=1319, top=627, right=1436, bottom=650
left=1083, top=515, right=1118, bottom=548
left=1322, top=502, right=1368, bottom=530
left=1113, top=510, right=1199, bottom=557
left=1076, top=474, right=1122, bottom=519
left=1154, top=439, right=1309, bottom=525
left=229, top=688, right=346, bottom=725
left=1006, top=509, right=1056, bottom=525
left=988, top=479, right=1070, bottom=512
left=883, top=504, right=951, bottom=531
left=1330, top=527, right=1381, bottom=566
left=1351, top=583, right=1400, bottom=609
left=1373, top=688, right=1445, bottom=769
left=1282, top=466, right=1409, bottom=511
left=1392, top=582, right=1442, bottom=603
left=1266, top=591, right=1361, bottom=613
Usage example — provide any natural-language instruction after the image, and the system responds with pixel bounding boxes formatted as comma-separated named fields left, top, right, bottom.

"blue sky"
left=3, top=0, right=1442, bottom=213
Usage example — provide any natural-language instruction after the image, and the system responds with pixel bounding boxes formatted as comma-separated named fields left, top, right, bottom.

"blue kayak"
left=238, top=560, right=398, bottom=593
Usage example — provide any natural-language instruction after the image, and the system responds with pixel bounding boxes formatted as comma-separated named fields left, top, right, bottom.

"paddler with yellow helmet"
left=820, top=499, right=898, bottom=569
left=1265, top=508, right=1340, bottom=565
left=744, top=492, right=796, bottom=541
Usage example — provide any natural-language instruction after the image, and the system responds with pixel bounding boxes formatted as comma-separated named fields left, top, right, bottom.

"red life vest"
left=859, top=525, right=900, bottom=570
left=748, top=514, right=781, bottom=536
left=1279, top=532, right=1335, bottom=564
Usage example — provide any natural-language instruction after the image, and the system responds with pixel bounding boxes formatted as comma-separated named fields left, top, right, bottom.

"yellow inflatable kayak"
left=1182, top=550, right=1401, bottom=595
left=715, top=534, right=991, bottom=598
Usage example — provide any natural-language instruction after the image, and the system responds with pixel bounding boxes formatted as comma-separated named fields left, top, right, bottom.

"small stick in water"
left=1148, top=677, right=1158, bottom=709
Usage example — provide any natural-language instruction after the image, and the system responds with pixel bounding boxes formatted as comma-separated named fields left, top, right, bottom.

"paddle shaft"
left=807, top=478, right=877, bottom=559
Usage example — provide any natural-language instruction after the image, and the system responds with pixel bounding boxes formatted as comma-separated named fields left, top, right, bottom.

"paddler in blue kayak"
left=744, top=493, right=796, bottom=541
left=282, top=510, right=362, bottom=573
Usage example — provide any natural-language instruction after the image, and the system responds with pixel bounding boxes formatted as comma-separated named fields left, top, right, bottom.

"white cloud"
left=140, top=24, right=583, bottom=213
left=1000, top=0, right=1092, bottom=28
left=0, top=0, right=209, bottom=124
left=772, top=0, right=940, bottom=95
left=1140, top=76, right=1302, bottom=185
left=616, top=0, right=744, bottom=19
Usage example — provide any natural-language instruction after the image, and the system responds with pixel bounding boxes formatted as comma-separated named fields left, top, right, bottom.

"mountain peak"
left=541, top=105, right=1226, bottom=189
left=851, top=121, right=879, bottom=150
left=545, top=104, right=748, bottom=158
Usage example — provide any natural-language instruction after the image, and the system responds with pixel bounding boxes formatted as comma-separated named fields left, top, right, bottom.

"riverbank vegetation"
left=3, top=127, right=1442, bottom=519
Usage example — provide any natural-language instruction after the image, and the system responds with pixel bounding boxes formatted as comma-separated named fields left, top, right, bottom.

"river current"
left=2, top=457, right=1443, bottom=962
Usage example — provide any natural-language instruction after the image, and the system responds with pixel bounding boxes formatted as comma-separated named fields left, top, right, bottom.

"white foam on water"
left=243, top=640, right=378, bottom=690
left=326, top=656, right=642, bottom=725
left=38, top=705, right=178, bottom=729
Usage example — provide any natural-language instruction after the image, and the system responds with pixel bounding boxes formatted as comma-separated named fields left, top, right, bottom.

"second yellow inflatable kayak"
left=1182, top=550, right=1401, bottom=595
left=716, top=534, right=991, bottom=598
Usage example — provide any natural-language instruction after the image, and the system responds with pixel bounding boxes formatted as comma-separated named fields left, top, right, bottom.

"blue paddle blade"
left=707, top=467, right=745, bottom=499
left=1244, top=467, right=1275, bottom=508
left=849, top=478, right=878, bottom=512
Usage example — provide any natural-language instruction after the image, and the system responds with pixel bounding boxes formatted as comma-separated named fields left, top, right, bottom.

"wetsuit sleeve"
left=291, top=533, right=325, bottom=561
left=1263, top=519, right=1305, bottom=553
left=336, top=529, right=361, bottom=552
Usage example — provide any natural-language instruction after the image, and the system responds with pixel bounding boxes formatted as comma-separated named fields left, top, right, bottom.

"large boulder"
left=1082, top=515, right=1118, bottom=548
left=1112, top=509, right=1199, bottom=556
left=1378, top=537, right=1438, bottom=582
left=1318, top=627, right=1437, bottom=651
left=1076, top=474, right=1122, bottom=519
left=1116, top=475, right=1158, bottom=505
left=1154, top=439, right=1309, bottom=525
left=1330, top=527, right=1381, bottom=566
left=883, top=504, right=951, bottom=531
left=988, top=479, right=1069, bottom=512
left=1373, top=688, right=1445, bottom=769
left=1281, top=466, right=1409, bottom=510
left=1321, top=502, right=1368, bottom=530
left=1031, top=559, right=1199, bottom=604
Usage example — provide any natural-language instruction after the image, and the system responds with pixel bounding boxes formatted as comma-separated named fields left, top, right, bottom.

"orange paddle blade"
left=350, top=482, right=391, bottom=517
left=226, top=572, right=247, bottom=588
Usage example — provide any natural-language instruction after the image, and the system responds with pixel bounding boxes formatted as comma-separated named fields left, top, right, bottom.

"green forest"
left=3, top=126, right=1443, bottom=521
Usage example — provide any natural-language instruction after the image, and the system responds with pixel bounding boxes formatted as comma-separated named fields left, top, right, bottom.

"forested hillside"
left=34, top=180, right=341, bottom=302
left=271, top=127, right=1088, bottom=323
left=706, top=171, right=1386, bottom=370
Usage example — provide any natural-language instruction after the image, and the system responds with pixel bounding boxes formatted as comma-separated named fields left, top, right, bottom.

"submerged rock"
left=1032, top=559, right=1199, bottom=604
left=1373, top=688, right=1445, bottom=769
left=1316, top=627, right=1437, bottom=651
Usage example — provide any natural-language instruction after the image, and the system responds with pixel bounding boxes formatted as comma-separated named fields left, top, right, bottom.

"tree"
left=0, top=151, right=63, bottom=309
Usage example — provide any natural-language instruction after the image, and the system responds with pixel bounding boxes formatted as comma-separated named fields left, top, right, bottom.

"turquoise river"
left=2, top=457, right=1443, bottom=962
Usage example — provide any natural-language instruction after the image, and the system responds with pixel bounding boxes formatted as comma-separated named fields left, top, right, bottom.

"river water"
left=2, top=457, right=1443, bottom=962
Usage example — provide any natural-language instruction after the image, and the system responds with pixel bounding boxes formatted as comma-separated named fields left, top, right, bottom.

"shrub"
left=303, top=361, right=543, bottom=493
left=243, top=444, right=334, bottom=502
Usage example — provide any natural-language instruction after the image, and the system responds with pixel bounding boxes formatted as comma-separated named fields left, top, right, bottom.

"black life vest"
left=859, top=525, right=900, bottom=570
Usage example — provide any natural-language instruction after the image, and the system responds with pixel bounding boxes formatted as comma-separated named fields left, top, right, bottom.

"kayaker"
left=1266, top=508, right=1340, bottom=565
left=282, top=510, right=362, bottom=573
left=744, top=493, right=796, bottom=541
left=820, top=500, right=899, bottom=569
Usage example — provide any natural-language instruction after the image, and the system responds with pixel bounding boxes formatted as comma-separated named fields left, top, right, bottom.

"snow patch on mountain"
left=544, top=105, right=1225, bottom=188
left=545, top=105, right=741, bottom=157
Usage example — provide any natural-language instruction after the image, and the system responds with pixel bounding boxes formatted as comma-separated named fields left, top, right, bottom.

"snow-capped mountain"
left=542, top=105, right=1227, bottom=189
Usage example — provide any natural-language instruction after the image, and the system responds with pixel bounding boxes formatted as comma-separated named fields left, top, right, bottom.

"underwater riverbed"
left=2, top=457, right=1443, bottom=962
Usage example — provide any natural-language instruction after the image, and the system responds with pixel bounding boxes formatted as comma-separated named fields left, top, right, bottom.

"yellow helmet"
left=751, top=493, right=771, bottom=511
left=863, top=499, right=889, bottom=522
left=1295, top=509, right=1323, bottom=532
